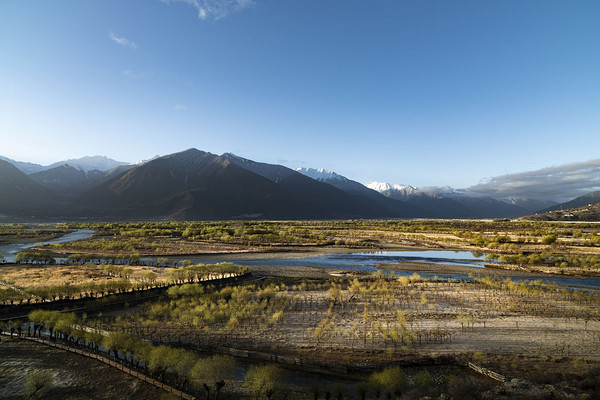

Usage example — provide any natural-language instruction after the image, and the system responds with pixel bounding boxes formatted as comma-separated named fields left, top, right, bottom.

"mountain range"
left=0, top=149, right=597, bottom=220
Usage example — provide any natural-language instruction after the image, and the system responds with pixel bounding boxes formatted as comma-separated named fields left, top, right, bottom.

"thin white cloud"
left=123, top=69, right=154, bottom=79
left=466, top=159, right=600, bottom=202
left=109, top=31, right=138, bottom=49
left=160, top=0, right=254, bottom=20
left=174, top=104, right=187, bottom=111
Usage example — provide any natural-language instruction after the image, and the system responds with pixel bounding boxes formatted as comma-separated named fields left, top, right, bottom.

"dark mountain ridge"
left=524, top=202, right=600, bottom=222
left=73, top=149, right=312, bottom=219
left=0, top=159, right=60, bottom=214
left=537, top=191, right=600, bottom=214
left=1, top=149, right=594, bottom=220
left=222, top=153, right=426, bottom=218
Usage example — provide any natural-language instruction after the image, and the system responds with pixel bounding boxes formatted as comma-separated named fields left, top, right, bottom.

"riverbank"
left=377, top=261, right=571, bottom=279
left=191, top=246, right=600, bottom=280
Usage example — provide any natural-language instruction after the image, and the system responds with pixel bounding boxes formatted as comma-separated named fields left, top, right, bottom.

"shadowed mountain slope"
left=538, top=191, right=600, bottom=214
left=222, top=153, right=425, bottom=218
left=451, top=196, right=527, bottom=218
left=291, top=166, right=429, bottom=217
left=30, top=164, right=134, bottom=198
left=524, top=202, right=600, bottom=221
left=74, top=149, right=324, bottom=219
left=0, top=159, right=60, bottom=214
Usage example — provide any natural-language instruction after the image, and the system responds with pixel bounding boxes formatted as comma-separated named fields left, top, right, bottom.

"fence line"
left=467, top=361, right=506, bottom=382
left=5, top=334, right=195, bottom=400
left=1, top=271, right=253, bottom=321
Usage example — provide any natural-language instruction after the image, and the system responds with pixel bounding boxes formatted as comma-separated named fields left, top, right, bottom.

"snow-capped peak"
left=420, top=185, right=463, bottom=196
left=0, top=156, right=45, bottom=174
left=54, top=156, right=128, bottom=173
left=133, top=155, right=161, bottom=165
left=295, top=167, right=346, bottom=182
left=367, top=182, right=418, bottom=194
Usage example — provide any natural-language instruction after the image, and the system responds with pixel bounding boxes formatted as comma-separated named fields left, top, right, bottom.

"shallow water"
left=187, top=251, right=600, bottom=291
left=184, top=249, right=485, bottom=271
left=3, top=231, right=599, bottom=291
left=0, top=229, right=94, bottom=263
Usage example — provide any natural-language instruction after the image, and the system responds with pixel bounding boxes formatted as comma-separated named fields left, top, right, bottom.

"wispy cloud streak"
left=123, top=70, right=154, bottom=79
left=466, top=159, right=600, bottom=202
left=109, top=31, right=138, bottom=48
left=160, top=0, right=254, bottom=20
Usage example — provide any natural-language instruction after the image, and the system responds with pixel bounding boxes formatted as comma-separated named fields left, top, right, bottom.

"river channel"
left=0, top=229, right=95, bottom=263
left=3, top=229, right=600, bottom=291
left=186, top=251, right=600, bottom=291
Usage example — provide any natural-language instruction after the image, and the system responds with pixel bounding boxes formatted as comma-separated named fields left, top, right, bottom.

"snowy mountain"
left=0, top=150, right=571, bottom=219
left=133, top=155, right=161, bottom=165
left=222, top=154, right=422, bottom=218
left=46, top=156, right=128, bottom=173
left=421, top=186, right=465, bottom=196
left=0, top=155, right=128, bottom=175
left=367, top=182, right=483, bottom=217
left=290, top=170, right=426, bottom=217
left=0, top=156, right=45, bottom=174
left=366, top=182, right=422, bottom=199
left=367, top=182, right=554, bottom=217
left=295, top=168, right=347, bottom=182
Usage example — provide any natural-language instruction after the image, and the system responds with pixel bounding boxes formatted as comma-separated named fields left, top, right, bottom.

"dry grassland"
left=0, top=264, right=170, bottom=289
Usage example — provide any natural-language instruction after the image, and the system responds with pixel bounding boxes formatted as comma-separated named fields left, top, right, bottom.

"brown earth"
left=0, top=337, right=167, bottom=400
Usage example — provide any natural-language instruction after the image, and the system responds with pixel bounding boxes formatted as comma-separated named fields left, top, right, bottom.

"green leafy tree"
left=369, top=366, right=407, bottom=399
left=171, top=348, right=196, bottom=390
left=542, top=234, right=558, bottom=245
left=191, top=355, right=236, bottom=399
left=414, top=370, right=432, bottom=391
left=244, top=364, right=284, bottom=400
left=147, top=346, right=173, bottom=380
left=25, top=370, right=53, bottom=399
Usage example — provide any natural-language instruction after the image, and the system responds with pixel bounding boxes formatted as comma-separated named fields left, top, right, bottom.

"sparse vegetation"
left=2, top=220, right=600, bottom=398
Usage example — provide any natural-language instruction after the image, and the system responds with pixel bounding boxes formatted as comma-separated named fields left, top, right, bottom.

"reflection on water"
left=3, top=231, right=600, bottom=291
left=0, top=229, right=94, bottom=263
left=184, top=250, right=486, bottom=272
left=186, top=251, right=600, bottom=291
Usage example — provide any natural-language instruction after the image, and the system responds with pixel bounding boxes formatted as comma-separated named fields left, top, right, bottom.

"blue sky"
left=1, top=0, right=599, bottom=188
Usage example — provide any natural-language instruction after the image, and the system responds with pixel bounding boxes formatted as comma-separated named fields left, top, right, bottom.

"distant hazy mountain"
left=367, top=182, right=472, bottom=218
left=1, top=155, right=128, bottom=175
left=0, top=149, right=591, bottom=220
left=435, top=192, right=556, bottom=217
left=224, top=154, right=423, bottom=218
left=500, top=197, right=557, bottom=214
left=450, top=196, right=527, bottom=218
left=365, top=182, right=555, bottom=218
left=0, top=159, right=59, bottom=214
left=30, top=164, right=134, bottom=198
left=0, top=156, right=45, bottom=174
left=46, top=156, right=128, bottom=173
